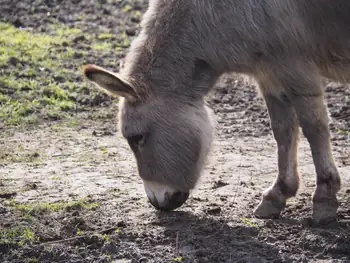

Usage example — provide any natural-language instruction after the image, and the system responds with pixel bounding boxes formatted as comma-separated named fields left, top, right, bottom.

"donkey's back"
left=296, top=0, right=350, bottom=79
left=184, top=0, right=350, bottom=80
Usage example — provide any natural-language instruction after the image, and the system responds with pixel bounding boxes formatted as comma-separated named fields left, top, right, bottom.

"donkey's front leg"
left=254, top=92, right=300, bottom=218
left=292, top=93, right=341, bottom=224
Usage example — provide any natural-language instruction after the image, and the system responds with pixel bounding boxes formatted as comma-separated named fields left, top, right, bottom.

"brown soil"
left=1, top=1, right=349, bottom=262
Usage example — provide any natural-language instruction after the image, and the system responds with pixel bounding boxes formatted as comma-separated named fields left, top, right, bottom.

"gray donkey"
left=83, top=0, right=350, bottom=224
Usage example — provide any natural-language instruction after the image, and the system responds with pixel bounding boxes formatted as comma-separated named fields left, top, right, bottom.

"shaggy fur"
left=84, top=0, right=350, bottom=222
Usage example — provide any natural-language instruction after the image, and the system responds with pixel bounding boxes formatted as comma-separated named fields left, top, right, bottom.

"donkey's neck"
left=120, top=0, right=218, bottom=99
left=122, top=33, right=199, bottom=96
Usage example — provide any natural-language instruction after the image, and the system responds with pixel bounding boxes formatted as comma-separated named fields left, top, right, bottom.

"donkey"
left=83, top=0, right=350, bottom=224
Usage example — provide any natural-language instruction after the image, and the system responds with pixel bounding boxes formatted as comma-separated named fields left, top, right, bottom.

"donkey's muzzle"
left=148, top=191, right=189, bottom=211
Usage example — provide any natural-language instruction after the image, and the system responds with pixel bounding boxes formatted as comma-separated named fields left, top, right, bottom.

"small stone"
left=126, top=29, right=136, bottom=36
left=72, top=210, right=79, bottom=216
left=265, top=219, right=274, bottom=228
left=13, top=18, right=23, bottom=27
left=9, top=57, right=19, bottom=66
left=131, top=17, right=140, bottom=23
left=117, top=220, right=126, bottom=227
left=53, top=75, right=65, bottom=83
left=0, top=192, right=17, bottom=199
left=73, top=35, right=86, bottom=43
left=103, top=8, right=111, bottom=15
left=73, top=52, right=83, bottom=59
left=101, top=241, right=118, bottom=254
left=206, top=207, right=221, bottom=215
left=0, top=205, right=9, bottom=214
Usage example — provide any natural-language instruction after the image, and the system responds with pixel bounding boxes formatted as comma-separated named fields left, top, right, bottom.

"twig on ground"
left=32, top=226, right=119, bottom=248
left=175, top=231, right=179, bottom=256
left=34, top=235, right=86, bottom=247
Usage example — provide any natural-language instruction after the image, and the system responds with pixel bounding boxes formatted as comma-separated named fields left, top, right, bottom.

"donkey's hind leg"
left=292, top=92, right=341, bottom=224
left=254, top=91, right=300, bottom=218
left=269, top=64, right=341, bottom=224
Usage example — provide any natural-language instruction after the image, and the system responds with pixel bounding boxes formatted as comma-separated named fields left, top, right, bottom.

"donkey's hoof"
left=312, top=198, right=338, bottom=225
left=254, top=198, right=285, bottom=219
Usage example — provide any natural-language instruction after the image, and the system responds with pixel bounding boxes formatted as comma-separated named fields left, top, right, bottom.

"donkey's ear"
left=83, top=64, right=137, bottom=100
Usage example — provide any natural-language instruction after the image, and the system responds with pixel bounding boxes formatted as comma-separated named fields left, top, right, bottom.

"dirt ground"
left=1, top=1, right=350, bottom=262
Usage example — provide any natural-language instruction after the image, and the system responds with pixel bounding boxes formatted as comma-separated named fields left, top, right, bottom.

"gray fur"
left=84, top=0, right=350, bottom=222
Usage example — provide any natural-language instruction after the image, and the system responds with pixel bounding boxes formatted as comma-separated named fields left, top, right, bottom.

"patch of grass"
left=50, top=175, right=61, bottom=181
left=100, top=146, right=108, bottom=154
left=64, top=118, right=81, bottom=127
left=77, top=14, right=85, bottom=21
left=0, top=22, right=119, bottom=127
left=50, top=115, right=84, bottom=130
left=93, top=30, right=131, bottom=53
left=76, top=228, right=84, bottom=236
left=105, top=254, right=112, bottom=261
left=0, top=227, right=39, bottom=247
left=0, top=22, right=82, bottom=125
left=241, top=217, right=258, bottom=228
left=24, top=258, right=38, bottom=263
left=7, top=197, right=100, bottom=216
left=122, top=4, right=133, bottom=12
left=0, top=151, right=41, bottom=164
left=0, top=23, right=80, bottom=66
left=91, top=41, right=112, bottom=50
left=132, top=10, right=143, bottom=19
left=97, top=32, right=113, bottom=40
left=120, top=31, right=131, bottom=47
left=173, top=256, right=183, bottom=262
left=101, top=233, right=110, bottom=242
left=0, top=78, right=76, bottom=126
left=53, top=25, right=81, bottom=38
left=336, top=129, right=350, bottom=134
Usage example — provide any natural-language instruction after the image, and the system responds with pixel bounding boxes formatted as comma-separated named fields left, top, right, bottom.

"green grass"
left=7, top=197, right=100, bottom=216
left=91, top=41, right=113, bottom=50
left=97, top=32, right=113, bottom=40
left=0, top=227, right=39, bottom=247
left=0, top=22, right=126, bottom=127
left=241, top=217, right=258, bottom=228
left=0, top=151, right=42, bottom=164
left=50, top=175, right=61, bottom=181
left=119, top=31, right=131, bottom=47
left=336, top=129, right=350, bottom=134
left=122, top=4, right=133, bottom=12
left=0, top=23, right=81, bottom=67
left=0, top=23, right=83, bottom=125
left=1, top=197, right=100, bottom=248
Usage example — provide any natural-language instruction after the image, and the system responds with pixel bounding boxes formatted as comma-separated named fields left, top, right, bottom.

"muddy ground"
left=1, top=1, right=350, bottom=262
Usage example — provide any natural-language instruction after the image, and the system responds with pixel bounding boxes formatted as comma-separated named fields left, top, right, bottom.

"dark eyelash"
left=130, top=134, right=144, bottom=145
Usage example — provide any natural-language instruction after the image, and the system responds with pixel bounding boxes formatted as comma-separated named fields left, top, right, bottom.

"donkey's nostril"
left=148, top=191, right=189, bottom=211
left=148, top=195, right=160, bottom=209
left=167, top=191, right=189, bottom=210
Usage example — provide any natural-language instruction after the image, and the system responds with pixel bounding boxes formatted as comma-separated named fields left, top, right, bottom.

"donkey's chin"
left=143, top=180, right=189, bottom=211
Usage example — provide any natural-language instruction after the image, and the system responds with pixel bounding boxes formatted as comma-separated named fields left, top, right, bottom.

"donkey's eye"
left=128, top=134, right=146, bottom=146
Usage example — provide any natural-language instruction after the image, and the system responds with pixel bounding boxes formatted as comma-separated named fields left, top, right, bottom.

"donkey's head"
left=83, top=64, right=214, bottom=211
